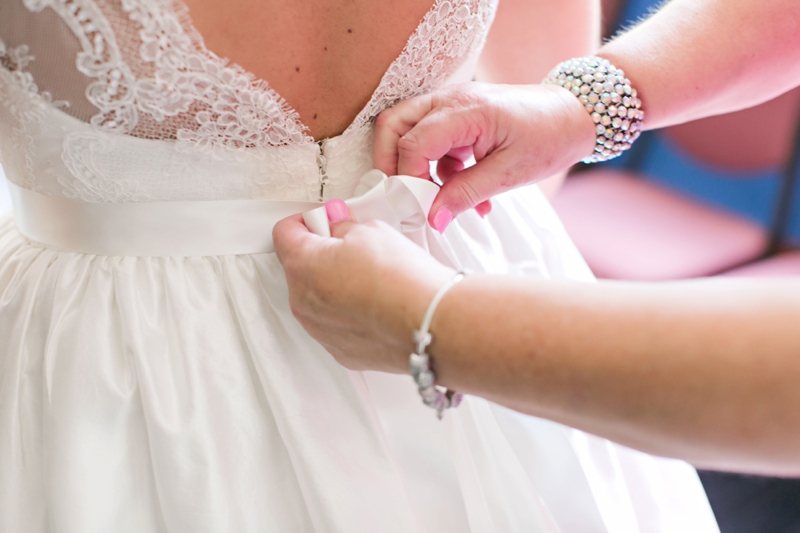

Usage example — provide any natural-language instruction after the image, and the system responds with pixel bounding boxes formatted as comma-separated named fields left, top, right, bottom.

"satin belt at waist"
left=9, top=182, right=321, bottom=256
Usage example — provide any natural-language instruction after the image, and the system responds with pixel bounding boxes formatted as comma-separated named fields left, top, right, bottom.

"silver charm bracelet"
left=410, top=270, right=466, bottom=419
left=544, top=56, right=645, bottom=163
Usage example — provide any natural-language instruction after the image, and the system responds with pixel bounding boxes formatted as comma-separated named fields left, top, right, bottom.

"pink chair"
left=722, top=251, right=800, bottom=277
left=550, top=88, right=800, bottom=281
left=551, top=171, right=769, bottom=280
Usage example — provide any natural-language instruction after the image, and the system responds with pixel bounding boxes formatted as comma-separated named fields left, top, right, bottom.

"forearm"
left=426, top=276, right=800, bottom=474
left=599, top=0, right=800, bottom=129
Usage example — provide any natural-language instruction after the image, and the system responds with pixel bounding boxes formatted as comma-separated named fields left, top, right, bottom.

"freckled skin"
left=181, top=0, right=436, bottom=140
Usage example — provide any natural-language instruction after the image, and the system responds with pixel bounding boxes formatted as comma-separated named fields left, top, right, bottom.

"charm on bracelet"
left=410, top=271, right=466, bottom=419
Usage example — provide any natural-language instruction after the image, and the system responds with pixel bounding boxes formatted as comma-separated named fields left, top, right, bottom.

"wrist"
left=543, top=57, right=645, bottom=163
left=543, top=83, right=599, bottom=167
left=408, top=269, right=468, bottom=418
left=378, top=264, right=456, bottom=374
left=401, top=267, right=457, bottom=345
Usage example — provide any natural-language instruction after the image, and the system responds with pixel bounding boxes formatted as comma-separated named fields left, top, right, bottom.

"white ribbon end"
left=303, top=207, right=331, bottom=238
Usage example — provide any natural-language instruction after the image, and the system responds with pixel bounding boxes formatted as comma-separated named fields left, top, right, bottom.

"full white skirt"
left=0, top=184, right=720, bottom=532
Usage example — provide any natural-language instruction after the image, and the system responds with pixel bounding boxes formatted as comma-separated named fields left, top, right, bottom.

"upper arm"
left=477, top=0, right=602, bottom=84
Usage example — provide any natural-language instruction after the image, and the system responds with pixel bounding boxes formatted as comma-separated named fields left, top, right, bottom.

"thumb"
left=428, top=150, right=518, bottom=230
left=273, top=213, right=317, bottom=262
left=330, top=219, right=358, bottom=239
left=324, top=199, right=358, bottom=238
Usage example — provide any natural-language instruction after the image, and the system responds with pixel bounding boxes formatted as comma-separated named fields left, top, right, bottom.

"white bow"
left=303, top=170, right=461, bottom=269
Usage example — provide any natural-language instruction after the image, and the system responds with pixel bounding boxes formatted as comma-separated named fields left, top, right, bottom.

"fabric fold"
left=0, top=183, right=721, bottom=532
left=304, top=170, right=462, bottom=268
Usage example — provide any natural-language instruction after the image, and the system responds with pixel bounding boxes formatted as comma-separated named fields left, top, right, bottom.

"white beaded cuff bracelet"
left=544, top=56, right=644, bottom=163
left=410, top=270, right=466, bottom=419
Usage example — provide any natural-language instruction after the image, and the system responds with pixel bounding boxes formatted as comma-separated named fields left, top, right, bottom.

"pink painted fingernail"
left=476, top=201, right=492, bottom=219
left=432, top=207, right=453, bottom=234
left=325, top=199, right=349, bottom=223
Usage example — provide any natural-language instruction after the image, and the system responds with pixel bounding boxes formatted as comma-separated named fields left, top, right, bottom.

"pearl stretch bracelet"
left=410, top=270, right=466, bottom=419
left=544, top=56, right=644, bottom=163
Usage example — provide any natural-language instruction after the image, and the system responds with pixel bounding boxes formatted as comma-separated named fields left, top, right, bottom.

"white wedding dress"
left=0, top=0, right=721, bottom=531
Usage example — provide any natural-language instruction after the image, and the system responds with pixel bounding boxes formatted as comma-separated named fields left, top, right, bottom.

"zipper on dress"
left=316, top=139, right=329, bottom=202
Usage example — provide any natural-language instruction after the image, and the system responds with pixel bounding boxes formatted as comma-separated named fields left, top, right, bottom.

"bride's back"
left=182, top=0, right=437, bottom=139
left=0, top=0, right=495, bottom=203
left=0, top=0, right=489, bottom=143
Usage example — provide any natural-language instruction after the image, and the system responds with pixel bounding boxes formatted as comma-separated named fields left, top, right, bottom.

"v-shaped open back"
left=0, top=0, right=496, bottom=204
left=0, top=0, right=497, bottom=148
left=179, top=0, right=443, bottom=140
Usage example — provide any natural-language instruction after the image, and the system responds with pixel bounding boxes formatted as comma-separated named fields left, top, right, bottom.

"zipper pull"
left=316, top=140, right=329, bottom=202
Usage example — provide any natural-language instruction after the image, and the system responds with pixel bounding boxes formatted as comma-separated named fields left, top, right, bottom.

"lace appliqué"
left=0, top=40, right=67, bottom=190
left=5, top=0, right=497, bottom=203
left=250, top=150, right=321, bottom=200
left=0, top=41, right=52, bottom=123
left=24, top=0, right=309, bottom=150
left=347, top=0, right=497, bottom=133
left=123, top=0, right=310, bottom=149
left=25, top=0, right=495, bottom=152
left=59, top=131, right=151, bottom=201
left=24, top=0, right=140, bottom=134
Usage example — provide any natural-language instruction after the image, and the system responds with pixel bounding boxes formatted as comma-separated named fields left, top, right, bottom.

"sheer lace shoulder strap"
left=1, top=0, right=497, bottom=150
left=0, top=0, right=309, bottom=149
left=347, top=0, right=498, bottom=133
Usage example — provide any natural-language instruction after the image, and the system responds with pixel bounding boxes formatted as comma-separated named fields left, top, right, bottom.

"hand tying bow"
left=303, top=169, right=462, bottom=269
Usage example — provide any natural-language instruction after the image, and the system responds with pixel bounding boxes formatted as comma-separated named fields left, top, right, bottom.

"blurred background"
left=550, top=0, right=800, bottom=531
left=553, top=0, right=800, bottom=281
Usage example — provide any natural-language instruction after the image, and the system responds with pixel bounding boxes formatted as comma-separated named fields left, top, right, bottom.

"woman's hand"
left=373, top=82, right=596, bottom=229
left=272, top=209, right=455, bottom=373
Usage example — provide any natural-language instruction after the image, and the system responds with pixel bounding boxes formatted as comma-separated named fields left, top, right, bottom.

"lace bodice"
left=0, top=0, right=497, bottom=203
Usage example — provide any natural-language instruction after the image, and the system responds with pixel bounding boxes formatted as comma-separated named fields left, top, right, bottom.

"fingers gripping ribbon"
left=303, top=170, right=462, bottom=269
left=303, top=170, right=465, bottom=418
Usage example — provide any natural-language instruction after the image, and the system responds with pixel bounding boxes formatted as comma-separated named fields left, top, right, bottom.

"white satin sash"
left=9, top=181, right=319, bottom=256
left=8, top=171, right=456, bottom=260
